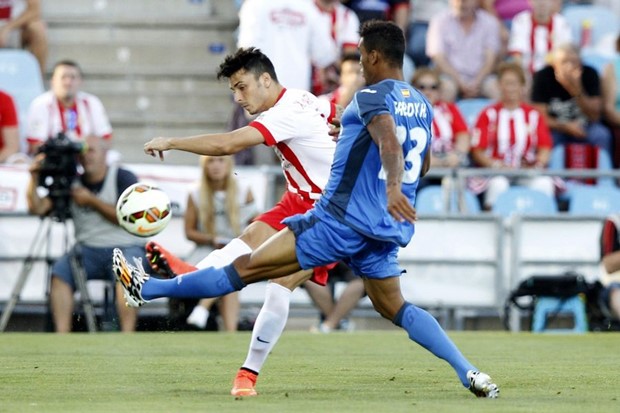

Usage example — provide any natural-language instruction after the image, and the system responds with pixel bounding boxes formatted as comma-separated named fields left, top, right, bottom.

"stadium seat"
left=416, top=186, right=448, bottom=214
left=562, top=4, right=620, bottom=49
left=416, top=185, right=481, bottom=214
left=0, top=50, right=44, bottom=144
left=580, top=50, right=612, bottom=75
left=567, top=186, right=620, bottom=216
left=456, top=98, right=493, bottom=128
left=492, top=187, right=558, bottom=218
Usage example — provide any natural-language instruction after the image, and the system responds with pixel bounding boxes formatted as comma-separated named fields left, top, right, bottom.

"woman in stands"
left=468, top=61, right=555, bottom=210
left=183, top=155, right=257, bottom=331
left=411, top=67, right=471, bottom=192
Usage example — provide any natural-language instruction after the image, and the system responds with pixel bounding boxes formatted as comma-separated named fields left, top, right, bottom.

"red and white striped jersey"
left=314, top=0, right=360, bottom=52
left=508, top=11, right=573, bottom=74
left=471, top=102, right=552, bottom=167
left=249, top=88, right=336, bottom=202
left=431, top=101, right=469, bottom=155
left=26, top=90, right=112, bottom=146
left=0, top=0, right=25, bottom=21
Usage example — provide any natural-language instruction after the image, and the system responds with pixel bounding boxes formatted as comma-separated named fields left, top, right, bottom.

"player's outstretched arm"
left=144, top=126, right=264, bottom=161
left=367, top=114, right=417, bottom=224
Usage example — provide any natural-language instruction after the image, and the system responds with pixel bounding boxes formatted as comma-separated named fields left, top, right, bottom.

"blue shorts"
left=52, top=244, right=146, bottom=290
left=283, top=211, right=403, bottom=279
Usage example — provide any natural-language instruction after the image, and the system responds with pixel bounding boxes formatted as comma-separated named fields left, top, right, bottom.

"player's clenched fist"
left=144, top=137, right=172, bottom=160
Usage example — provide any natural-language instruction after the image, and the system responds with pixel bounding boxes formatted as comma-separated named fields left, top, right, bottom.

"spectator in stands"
left=0, top=0, right=47, bottom=75
left=0, top=89, right=19, bottom=163
left=481, top=0, right=531, bottom=58
left=183, top=155, right=258, bottom=331
left=599, top=213, right=620, bottom=320
left=531, top=43, right=612, bottom=155
left=426, top=0, right=501, bottom=102
left=342, top=0, right=410, bottom=32
left=25, top=135, right=144, bottom=333
left=237, top=0, right=337, bottom=92
left=405, top=0, right=449, bottom=67
left=469, top=62, right=555, bottom=209
left=26, top=60, right=113, bottom=158
left=313, top=0, right=360, bottom=96
left=601, top=33, right=620, bottom=167
left=319, top=53, right=365, bottom=108
left=304, top=262, right=365, bottom=333
left=508, top=0, right=573, bottom=80
left=411, top=67, right=471, bottom=183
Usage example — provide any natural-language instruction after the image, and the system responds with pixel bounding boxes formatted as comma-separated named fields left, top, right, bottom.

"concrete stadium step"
left=84, top=76, right=225, bottom=95
left=42, top=0, right=238, bottom=24
left=96, top=92, right=230, bottom=119
left=48, top=42, right=233, bottom=77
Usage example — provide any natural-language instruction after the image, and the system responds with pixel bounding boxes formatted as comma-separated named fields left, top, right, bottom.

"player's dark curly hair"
left=216, top=47, right=279, bottom=82
left=359, top=20, right=405, bottom=68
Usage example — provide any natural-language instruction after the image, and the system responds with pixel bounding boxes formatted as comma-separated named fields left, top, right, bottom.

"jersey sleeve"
left=26, top=95, right=51, bottom=144
left=507, top=12, right=529, bottom=55
left=355, top=86, right=390, bottom=126
left=535, top=110, right=553, bottom=149
left=0, top=92, right=18, bottom=127
left=309, top=4, right=338, bottom=69
left=471, top=109, right=490, bottom=149
left=448, top=102, right=469, bottom=134
left=249, top=104, right=300, bottom=146
left=88, top=95, right=113, bottom=140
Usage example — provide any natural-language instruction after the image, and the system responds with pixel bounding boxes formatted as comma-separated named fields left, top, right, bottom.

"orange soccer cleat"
left=230, top=369, right=258, bottom=397
left=145, top=241, right=196, bottom=278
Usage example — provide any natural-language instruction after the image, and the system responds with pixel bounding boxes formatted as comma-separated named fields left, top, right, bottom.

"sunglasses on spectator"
left=417, top=83, right=440, bottom=91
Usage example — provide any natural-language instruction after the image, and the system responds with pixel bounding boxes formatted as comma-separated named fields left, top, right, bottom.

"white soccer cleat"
left=467, top=370, right=499, bottom=398
left=112, top=248, right=150, bottom=307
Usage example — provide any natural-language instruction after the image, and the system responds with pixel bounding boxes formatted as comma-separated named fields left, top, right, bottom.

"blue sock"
left=141, top=264, right=246, bottom=300
left=394, top=302, right=475, bottom=387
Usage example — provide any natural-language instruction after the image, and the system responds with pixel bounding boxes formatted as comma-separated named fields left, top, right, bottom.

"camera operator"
left=26, top=135, right=145, bottom=333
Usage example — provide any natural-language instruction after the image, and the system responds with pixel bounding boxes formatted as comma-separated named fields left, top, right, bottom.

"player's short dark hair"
left=359, top=20, right=405, bottom=68
left=216, top=47, right=279, bottom=82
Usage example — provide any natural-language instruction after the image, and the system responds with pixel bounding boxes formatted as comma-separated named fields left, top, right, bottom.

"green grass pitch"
left=1, top=331, right=619, bottom=413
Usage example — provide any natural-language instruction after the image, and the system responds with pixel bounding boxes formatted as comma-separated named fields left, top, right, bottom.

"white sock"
left=196, top=238, right=252, bottom=269
left=242, top=282, right=291, bottom=373
left=186, top=305, right=210, bottom=329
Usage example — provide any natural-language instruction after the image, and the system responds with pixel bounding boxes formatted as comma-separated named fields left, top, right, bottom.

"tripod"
left=0, top=216, right=98, bottom=333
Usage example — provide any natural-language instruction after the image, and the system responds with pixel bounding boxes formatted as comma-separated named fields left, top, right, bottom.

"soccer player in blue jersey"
left=114, top=20, right=499, bottom=398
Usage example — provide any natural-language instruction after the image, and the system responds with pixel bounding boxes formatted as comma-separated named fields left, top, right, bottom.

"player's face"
left=51, top=65, right=82, bottom=103
left=358, top=38, right=373, bottom=85
left=229, top=69, right=269, bottom=115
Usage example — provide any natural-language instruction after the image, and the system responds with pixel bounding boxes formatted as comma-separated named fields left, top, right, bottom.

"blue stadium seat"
left=580, top=50, right=612, bottom=75
left=456, top=98, right=493, bottom=128
left=0, top=50, right=44, bottom=142
left=416, top=186, right=448, bottom=214
left=568, top=186, right=620, bottom=216
left=562, top=4, right=620, bottom=49
left=492, top=187, right=558, bottom=218
left=416, top=185, right=481, bottom=214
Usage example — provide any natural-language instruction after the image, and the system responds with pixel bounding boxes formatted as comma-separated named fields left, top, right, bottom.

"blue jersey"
left=312, top=79, right=432, bottom=246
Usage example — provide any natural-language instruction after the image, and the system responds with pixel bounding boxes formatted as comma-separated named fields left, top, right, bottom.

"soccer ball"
left=116, top=183, right=172, bottom=237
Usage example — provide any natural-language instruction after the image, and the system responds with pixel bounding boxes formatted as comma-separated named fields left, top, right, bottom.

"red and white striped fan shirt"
left=249, top=88, right=336, bottom=202
left=431, top=101, right=469, bottom=155
left=508, top=11, right=573, bottom=74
